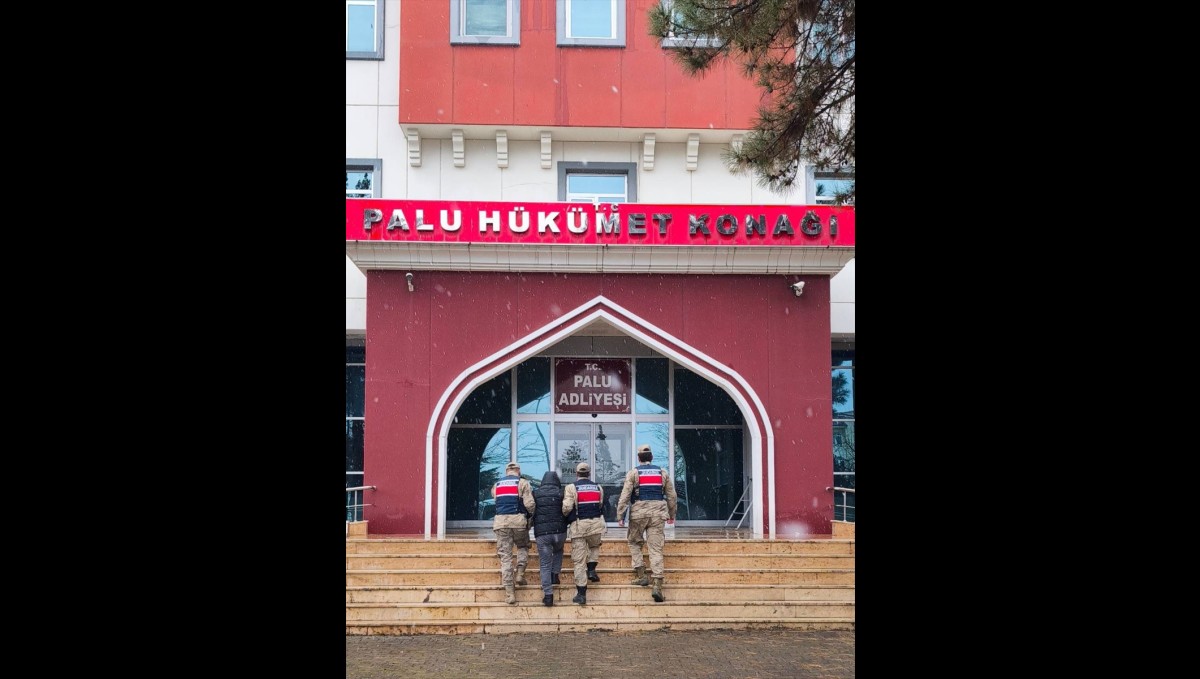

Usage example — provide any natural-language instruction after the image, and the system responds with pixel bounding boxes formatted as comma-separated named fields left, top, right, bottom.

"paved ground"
left=346, top=629, right=855, bottom=678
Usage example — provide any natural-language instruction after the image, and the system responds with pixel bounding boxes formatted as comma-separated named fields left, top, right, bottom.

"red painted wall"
left=399, top=0, right=767, bottom=129
left=364, top=271, right=834, bottom=536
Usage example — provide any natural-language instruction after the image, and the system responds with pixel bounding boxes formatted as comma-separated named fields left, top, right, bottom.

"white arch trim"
left=425, top=295, right=776, bottom=539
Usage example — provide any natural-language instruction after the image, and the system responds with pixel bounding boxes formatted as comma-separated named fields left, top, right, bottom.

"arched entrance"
left=427, top=296, right=775, bottom=538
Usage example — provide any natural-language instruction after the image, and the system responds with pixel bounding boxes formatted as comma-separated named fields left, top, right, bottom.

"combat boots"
left=630, top=565, right=649, bottom=586
left=572, top=585, right=587, bottom=605
left=651, top=577, right=664, bottom=602
left=505, top=584, right=517, bottom=604
left=515, top=564, right=528, bottom=586
left=586, top=562, right=600, bottom=582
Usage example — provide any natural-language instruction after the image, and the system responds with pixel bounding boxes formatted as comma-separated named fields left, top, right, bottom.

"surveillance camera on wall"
left=790, top=281, right=805, bottom=297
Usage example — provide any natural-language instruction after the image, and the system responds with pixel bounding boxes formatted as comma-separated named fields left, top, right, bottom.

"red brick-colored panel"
left=618, top=9, right=667, bottom=128
left=363, top=271, right=833, bottom=535
left=726, top=62, right=768, bottom=130
left=398, top=0, right=783, bottom=130
left=766, top=276, right=834, bottom=537
left=557, top=48, right=624, bottom=127
left=399, top=2, right=454, bottom=123
left=426, top=272, right=523, bottom=391
left=663, top=59, right=729, bottom=129
left=453, top=47, right=517, bottom=124
left=364, top=271, right=435, bottom=534
left=513, top=0, right=558, bottom=124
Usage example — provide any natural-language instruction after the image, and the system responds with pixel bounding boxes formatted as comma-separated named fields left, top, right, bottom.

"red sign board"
left=555, top=358, right=631, bottom=414
left=346, top=199, right=854, bottom=247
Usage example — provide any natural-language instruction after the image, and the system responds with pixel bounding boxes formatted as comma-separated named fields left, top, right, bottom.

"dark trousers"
left=535, top=532, right=567, bottom=596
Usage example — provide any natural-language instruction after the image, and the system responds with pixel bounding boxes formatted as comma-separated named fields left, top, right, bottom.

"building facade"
left=346, top=0, right=856, bottom=538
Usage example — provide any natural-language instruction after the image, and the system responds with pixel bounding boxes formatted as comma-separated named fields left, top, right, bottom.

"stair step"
left=346, top=600, right=854, bottom=621
left=348, top=568, right=854, bottom=586
left=346, top=554, right=854, bottom=569
left=347, top=584, right=855, bottom=603
left=346, top=618, right=855, bottom=635
left=346, top=533, right=855, bottom=635
left=347, top=538, right=853, bottom=555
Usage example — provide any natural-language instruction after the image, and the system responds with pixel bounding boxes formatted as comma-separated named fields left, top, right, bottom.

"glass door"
left=555, top=422, right=632, bottom=523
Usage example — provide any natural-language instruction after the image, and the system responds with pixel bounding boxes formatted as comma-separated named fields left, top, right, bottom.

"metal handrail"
left=724, top=479, right=752, bottom=529
left=346, top=485, right=376, bottom=524
left=826, top=486, right=855, bottom=523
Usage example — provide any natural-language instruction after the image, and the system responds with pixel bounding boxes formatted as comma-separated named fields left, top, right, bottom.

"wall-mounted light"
left=790, top=281, right=805, bottom=297
left=406, top=272, right=414, bottom=292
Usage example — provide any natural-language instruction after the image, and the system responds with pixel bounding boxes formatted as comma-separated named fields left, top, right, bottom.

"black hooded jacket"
left=532, top=471, right=568, bottom=537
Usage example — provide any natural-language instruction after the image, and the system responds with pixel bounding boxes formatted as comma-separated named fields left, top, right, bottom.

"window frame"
left=813, top=167, right=854, bottom=206
left=347, top=158, right=382, bottom=199
left=346, top=342, right=366, bottom=517
left=556, top=0, right=626, bottom=47
left=557, top=162, right=637, bottom=203
left=831, top=343, right=855, bottom=521
left=450, top=0, right=522, bottom=46
left=659, top=0, right=721, bottom=49
left=346, top=0, right=385, bottom=60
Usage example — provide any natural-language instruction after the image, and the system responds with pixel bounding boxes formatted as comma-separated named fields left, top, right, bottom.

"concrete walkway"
left=346, top=629, right=854, bottom=678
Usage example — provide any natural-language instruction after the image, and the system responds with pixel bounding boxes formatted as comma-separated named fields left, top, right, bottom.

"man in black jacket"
left=532, top=470, right=568, bottom=606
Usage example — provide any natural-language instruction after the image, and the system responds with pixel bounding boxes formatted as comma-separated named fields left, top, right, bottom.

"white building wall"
left=830, top=258, right=855, bottom=335
left=345, top=0, right=854, bottom=337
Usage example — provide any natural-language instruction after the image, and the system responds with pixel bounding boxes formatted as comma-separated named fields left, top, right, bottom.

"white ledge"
left=346, top=242, right=855, bottom=275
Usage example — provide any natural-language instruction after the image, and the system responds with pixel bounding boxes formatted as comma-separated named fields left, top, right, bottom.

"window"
left=814, top=168, right=854, bottom=206
left=673, top=366, right=744, bottom=522
left=557, top=0, right=626, bottom=47
left=346, top=159, right=382, bottom=199
left=346, top=343, right=366, bottom=519
left=831, top=345, right=855, bottom=522
left=659, top=0, right=720, bottom=49
left=346, top=0, right=384, bottom=60
left=557, top=162, right=637, bottom=203
left=451, top=0, right=521, bottom=46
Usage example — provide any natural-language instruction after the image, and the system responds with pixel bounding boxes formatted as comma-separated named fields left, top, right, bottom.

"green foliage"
left=832, top=370, right=850, bottom=406
left=649, top=0, right=855, bottom=203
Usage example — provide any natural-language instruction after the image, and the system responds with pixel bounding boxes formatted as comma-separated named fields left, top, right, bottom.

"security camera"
left=790, top=281, right=805, bottom=297
left=406, top=272, right=414, bottom=292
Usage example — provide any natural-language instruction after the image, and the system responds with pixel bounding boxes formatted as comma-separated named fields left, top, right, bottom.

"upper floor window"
left=557, top=0, right=626, bottom=47
left=659, top=0, right=720, bottom=49
left=346, top=0, right=384, bottom=60
left=347, top=159, right=382, bottom=199
left=814, top=168, right=854, bottom=206
left=558, top=162, right=637, bottom=203
left=451, top=0, right=521, bottom=45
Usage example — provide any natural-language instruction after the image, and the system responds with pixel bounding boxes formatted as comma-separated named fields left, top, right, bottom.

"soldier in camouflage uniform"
left=492, top=461, right=534, bottom=604
left=617, top=444, right=677, bottom=602
left=562, top=462, right=605, bottom=605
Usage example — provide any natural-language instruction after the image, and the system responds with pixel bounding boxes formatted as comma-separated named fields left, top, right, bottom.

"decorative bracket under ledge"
left=452, top=130, right=465, bottom=167
left=497, top=131, right=509, bottom=168
left=406, top=128, right=421, bottom=167
left=540, top=131, right=552, bottom=169
left=686, top=133, right=699, bottom=171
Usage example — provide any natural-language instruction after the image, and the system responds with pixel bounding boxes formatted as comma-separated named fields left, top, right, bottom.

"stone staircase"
left=346, top=530, right=855, bottom=635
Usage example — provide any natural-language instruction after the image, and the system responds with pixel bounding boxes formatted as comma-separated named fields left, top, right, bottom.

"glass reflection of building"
left=832, top=345, right=855, bottom=521
left=443, top=354, right=748, bottom=526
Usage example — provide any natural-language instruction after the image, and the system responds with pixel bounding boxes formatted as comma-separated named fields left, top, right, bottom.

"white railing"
left=827, top=486, right=855, bottom=523
left=346, top=485, right=376, bottom=527
left=724, top=479, right=752, bottom=529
